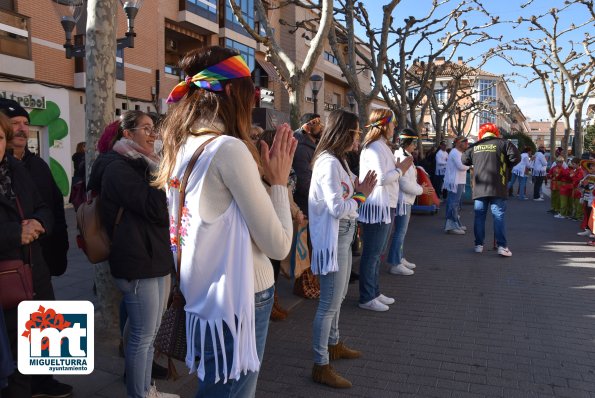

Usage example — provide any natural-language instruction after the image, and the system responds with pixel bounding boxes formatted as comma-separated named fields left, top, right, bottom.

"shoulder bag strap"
left=15, top=196, right=33, bottom=265
left=175, top=135, right=219, bottom=285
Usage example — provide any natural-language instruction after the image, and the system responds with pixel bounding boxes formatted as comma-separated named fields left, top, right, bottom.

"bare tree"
left=326, top=0, right=400, bottom=129
left=379, top=0, right=499, bottom=147
left=509, top=2, right=595, bottom=156
left=229, top=0, right=333, bottom=128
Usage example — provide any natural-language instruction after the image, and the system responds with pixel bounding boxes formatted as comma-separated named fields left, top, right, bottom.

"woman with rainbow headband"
left=357, top=109, right=413, bottom=312
left=155, top=46, right=296, bottom=397
left=309, top=109, right=376, bottom=388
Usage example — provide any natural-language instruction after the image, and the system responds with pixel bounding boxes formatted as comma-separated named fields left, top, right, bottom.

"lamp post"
left=347, top=91, right=356, bottom=113
left=310, top=74, right=323, bottom=114
left=52, top=0, right=143, bottom=59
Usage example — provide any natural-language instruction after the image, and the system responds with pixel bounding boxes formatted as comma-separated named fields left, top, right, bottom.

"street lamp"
left=347, top=91, right=356, bottom=113
left=52, top=0, right=144, bottom=59
left=309, top=74, right=323, bottom=114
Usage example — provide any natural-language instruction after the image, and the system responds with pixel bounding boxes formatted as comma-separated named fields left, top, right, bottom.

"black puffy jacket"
left=461, top=137, right=520, bottom=199
left=88, top=151, right=174, bottom=280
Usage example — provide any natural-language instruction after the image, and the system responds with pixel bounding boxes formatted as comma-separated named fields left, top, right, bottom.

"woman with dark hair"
left=0, top=113, right=55, bottom=397
left=309, top=109, right=376, bottom=389
left=154, top=46, right=296, bottom=397
left=357, top=109, right=413, bottom=313
left=508, top=147, right=531, bottom=200
left=88, top=110, right=176, bottom=398
left=387, top=130, right=433, bottom=273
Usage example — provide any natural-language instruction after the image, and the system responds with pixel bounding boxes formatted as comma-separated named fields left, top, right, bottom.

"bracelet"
left=352, top=192, right=367, bottom=207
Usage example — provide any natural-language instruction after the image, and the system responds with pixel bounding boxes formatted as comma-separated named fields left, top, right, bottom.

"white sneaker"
left=146, top=384, right=180, bottom=398
left=459, top=225, right=467, bottom=231
left=389, top=264, right=414, bottom=275
left=358, top=298, right=389, bottom=312
left=554, top=213, right=565, bottom=219
left=377, top=294, right=395, bottom=305
left=474, top=245, right=483, bottom=253
left=401, top=258, right=416, bottom=269
left=533, top=198, right=544, bottom=202
left=577, top=229, right=591, bottom=236
left=497, top=246, right=512, bottom=257
left=446, top=228, right=465, bottom=235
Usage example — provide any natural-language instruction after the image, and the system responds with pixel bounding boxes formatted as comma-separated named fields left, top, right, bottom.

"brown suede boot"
left=312, top=364, right=352, bottom=388
left=328, top=341, right=362, bottom=360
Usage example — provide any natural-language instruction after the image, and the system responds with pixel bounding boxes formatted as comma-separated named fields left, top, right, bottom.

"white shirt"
left=443, top=148, right=469, bottom=192
left=435, top=149, right=448, bottom=176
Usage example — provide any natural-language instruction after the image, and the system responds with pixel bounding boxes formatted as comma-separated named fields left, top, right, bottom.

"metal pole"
left=313, top=93, right=318, bottom=114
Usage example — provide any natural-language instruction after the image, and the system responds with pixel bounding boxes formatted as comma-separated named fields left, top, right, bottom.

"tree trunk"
left=85, top=0, right=120, bottom=335
left=549, top=124, right=557, bottom=161
left=574, top=104, right=584, bottom=156
left=357, top=95, right=370, bottom=133
left=288, top=82, right=304, bottom=130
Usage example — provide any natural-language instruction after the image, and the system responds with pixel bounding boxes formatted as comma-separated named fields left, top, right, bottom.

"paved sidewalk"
left=54, top=182, right=595, bottom=397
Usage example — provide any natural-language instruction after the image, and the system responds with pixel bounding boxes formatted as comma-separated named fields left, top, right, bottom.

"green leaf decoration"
left=47, top=118, right=68, bottom=147
left=50, top=157, right=69, bottom=196
left=29, top=101, right=61, bottom=126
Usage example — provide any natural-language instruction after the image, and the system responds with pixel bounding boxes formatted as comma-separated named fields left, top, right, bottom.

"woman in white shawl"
left=309, top=109, right=376, bottom=389
left=154, top=46, right=295, bottom=397
left=357, top=109, right=413, bottom=312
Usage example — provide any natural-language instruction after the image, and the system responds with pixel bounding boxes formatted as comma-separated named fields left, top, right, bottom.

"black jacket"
left=0, top=155, right=54, bottom=294
left=88, top=151, right=174, bottom=280
left=292, top=130, right=317, bottom=216
left=19, top=148, right=69, bottom=276
left=461, top=137, right=520, bottom=199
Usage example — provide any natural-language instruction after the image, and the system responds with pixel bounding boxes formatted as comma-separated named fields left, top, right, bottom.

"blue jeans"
left=313, top=219, right=355, bottom=365
left=445, top=184, right=465, bottom=228
left=387, top=204, right=412, bottom=266
left=194, top=285, right=274, bottom=398
left=114, top=275, right=168, bottom=398
left=473, top=197, right=508, bottom=248
left=507, top=174, right=528, bottom=198
left=358, top=220, right=392, bottom=304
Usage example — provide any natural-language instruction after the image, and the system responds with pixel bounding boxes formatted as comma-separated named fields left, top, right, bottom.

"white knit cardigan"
left=358, top=138, right=402, bottom=223
left=308, top=152, right=358, bottom=275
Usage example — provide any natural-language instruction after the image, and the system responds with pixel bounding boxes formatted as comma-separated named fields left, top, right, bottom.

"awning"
left=255, top=59, right=281, bottom=82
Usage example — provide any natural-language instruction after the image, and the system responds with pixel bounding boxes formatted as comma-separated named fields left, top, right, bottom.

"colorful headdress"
left=580, top=159, right=595, bottom=172
left=365, top=112, right=394, bottom=129
left=166, top=55, right=251, bottom=103
left=399, top=132, right=418, bottom=141
left=478, top=123, right=500, bottom=140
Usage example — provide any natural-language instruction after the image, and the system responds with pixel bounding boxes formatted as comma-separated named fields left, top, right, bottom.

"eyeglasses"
left=130, top=125, right=158, bottom=137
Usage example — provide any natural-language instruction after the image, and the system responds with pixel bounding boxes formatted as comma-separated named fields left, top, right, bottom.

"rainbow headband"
left=166, top=55, right=251, bottom=103
left=365, top=113, right=394, bottom=129
left=399, top=133, right=418, bottom=140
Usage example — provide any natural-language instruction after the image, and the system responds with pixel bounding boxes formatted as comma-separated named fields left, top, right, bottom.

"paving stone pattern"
left=55, top=186, right=595, bottom=397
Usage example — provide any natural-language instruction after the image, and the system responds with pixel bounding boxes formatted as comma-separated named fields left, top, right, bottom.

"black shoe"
left=546, top=209, right=556, bottom=214
left=349, top=271, right=359, bottom=284
left=152, top=360, right=169, bottom=380
left=32, top=379, right=73, bottom=398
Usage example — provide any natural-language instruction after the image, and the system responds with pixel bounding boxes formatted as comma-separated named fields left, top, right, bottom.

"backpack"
left=76, top=194, right=123, bottom=264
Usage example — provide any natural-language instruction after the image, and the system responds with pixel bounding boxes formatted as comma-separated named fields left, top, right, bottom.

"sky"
left=355, top=0, right=593, bottom=121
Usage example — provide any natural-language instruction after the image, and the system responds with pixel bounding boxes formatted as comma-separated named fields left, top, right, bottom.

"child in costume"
left=548, top=156, right=565, bottom=217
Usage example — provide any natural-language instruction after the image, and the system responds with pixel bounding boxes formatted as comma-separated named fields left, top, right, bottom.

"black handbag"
left=154, top=136, right=217, bottom=380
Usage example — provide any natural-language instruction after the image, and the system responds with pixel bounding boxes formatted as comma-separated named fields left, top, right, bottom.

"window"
left=116, top=47, right=124, bottom=80
left=434, top=89, right=447, bottom=103
left=324, top=51, right=338, bottom=65
left=226, top=0, right=254, bottom=30
left=407, top=88, right=419, bottom=101
left=225, top=38, right=255, bottom=72
left=479, top=110, right=496, bottom=125
left=188, top=0, right=216, bottom=12
left=479, top=79, right=496, bottom=104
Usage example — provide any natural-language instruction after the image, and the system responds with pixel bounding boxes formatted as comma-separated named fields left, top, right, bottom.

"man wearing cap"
left=0, top=99, right=72, bottom=398
left=532, top=145, right=548, bottom=201
left=443, top=136, right=469, bottom=234
left=293, top=113, right=323, bottom=216
left=461, top=123, right=520, bottom=257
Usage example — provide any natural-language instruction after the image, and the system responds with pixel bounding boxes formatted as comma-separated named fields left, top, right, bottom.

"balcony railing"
left=0, top=8, right=31, bottom=60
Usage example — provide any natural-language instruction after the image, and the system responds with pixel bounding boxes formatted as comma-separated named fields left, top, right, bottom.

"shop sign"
left=0, top=91, right=46, bottom=110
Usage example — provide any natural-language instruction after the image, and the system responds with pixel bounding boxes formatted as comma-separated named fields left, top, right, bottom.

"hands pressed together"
left=396, top=156, right=414, bottom=174
left=260, top=123, right=298, bottom=187
left=21, top=219, right=45, bottom=245
left=355, top=170, right=377, bottom=197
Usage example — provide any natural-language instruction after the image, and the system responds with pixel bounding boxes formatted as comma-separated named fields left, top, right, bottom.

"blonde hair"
left=362, top=108, right=394, bottom=148
left=153, top=46, right=257, bottom=188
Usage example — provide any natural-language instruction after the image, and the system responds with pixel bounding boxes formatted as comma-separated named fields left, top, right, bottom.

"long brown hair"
left=362, top=108, right=394, bottom=148
left=0, top=113, right=13, bottom=143
left=312, top=109, right=359, bottom=170
left=154, top=46, right=257, bottom=188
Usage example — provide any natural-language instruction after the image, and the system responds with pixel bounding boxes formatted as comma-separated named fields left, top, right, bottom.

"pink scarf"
left=112, top=138, right=159, bottom=171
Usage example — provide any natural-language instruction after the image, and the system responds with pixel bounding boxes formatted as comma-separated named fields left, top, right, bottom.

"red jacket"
left=572, top=168, right=585, bottom=199
left=548, top=165, right=564, bottom=191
